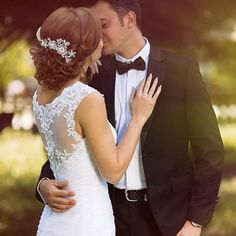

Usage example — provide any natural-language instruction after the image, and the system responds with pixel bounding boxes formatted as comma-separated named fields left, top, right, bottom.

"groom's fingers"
left=48, top=190, right=76, bottom=205
left=50, top=180, right=76, bottom=197
left=53, top=180, right=69, bottom=189
left=53, top=196, right=76, bottom=205
left=52, top=208, right=67, bottom=213
left=48, top=196, right=76, bottom=212
left=55, top=189, right=76, bottom=198
left=52, top=202, right=74, bottom=210
left=51, top=204, right=72, bottom=213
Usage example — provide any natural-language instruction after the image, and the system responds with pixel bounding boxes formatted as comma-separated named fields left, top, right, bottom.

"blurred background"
left=0, top=0, right=235, bottom=235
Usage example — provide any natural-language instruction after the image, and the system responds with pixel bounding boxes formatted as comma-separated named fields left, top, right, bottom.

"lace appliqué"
left=33, top=82, right=98, bottom=175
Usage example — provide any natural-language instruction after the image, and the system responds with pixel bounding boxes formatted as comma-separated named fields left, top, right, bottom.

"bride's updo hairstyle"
left=30, top=7, right=102, bottom=90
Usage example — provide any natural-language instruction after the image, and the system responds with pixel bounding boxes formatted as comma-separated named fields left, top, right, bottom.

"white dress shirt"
left=114, top=38, right=150, bottom=190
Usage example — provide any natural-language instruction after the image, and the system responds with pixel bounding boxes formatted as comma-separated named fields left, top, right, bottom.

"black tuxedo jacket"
left=36, top=46, right=224, bottom=236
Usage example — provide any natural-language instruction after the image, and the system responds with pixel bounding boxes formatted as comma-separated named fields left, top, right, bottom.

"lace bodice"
left=34, top=81, right=116, bottom=236
left=32, top=81, right=99, bottom=177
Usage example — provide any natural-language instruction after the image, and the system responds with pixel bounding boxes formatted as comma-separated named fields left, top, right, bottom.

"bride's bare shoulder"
left=81, top=91, right=104, bottom=107
left=75, top=91, right=106, bottom=122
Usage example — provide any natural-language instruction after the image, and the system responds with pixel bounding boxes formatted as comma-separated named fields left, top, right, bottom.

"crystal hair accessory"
left=36, top=27, right=76, bottom=63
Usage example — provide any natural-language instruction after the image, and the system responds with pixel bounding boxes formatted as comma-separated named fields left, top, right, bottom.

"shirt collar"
left=115, top=37, right=150, bottom=64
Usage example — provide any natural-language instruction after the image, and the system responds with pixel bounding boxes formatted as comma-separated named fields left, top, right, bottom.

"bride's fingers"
left=143, top=73, right=152, bottom=95
left=137, top=78, right=146, bottom=96
left=89, top=60, right=100, bottom=75
left=94, top=59, right=102, bottom=73
left=97, top=59, right=102, bottom=66
left=130, top=88, right=136, bottom=103
left=153, top=85, right=162, bottom=102
left=148, top=77, right=158, bottom=98
left=90, top=64, right=95, bottom=75
left=92, top=62, right=98, bottom=74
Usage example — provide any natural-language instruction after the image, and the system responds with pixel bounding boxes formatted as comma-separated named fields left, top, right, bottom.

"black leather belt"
left=113, top=188, right=149, bottom=202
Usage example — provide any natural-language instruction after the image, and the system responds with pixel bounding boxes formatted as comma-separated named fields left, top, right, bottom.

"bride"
left=31, top=7, right=161, bottom=236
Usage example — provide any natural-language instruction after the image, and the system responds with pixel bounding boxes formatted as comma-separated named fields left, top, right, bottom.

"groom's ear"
left=125, top=11, right=137, bottom=29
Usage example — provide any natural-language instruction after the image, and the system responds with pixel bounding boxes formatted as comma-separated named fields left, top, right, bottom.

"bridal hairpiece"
left=36, top=27, right=76, bottom=63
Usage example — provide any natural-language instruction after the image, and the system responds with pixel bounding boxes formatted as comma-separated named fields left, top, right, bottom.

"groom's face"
left=90, top=2, right=129, bottom=55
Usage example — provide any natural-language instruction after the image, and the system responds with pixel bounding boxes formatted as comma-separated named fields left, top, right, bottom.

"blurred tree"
left=0, top=0, right=235, bottom=103
left=0, top=40, right=34, bottom=89
left=0, top=0, right=235, bottom=53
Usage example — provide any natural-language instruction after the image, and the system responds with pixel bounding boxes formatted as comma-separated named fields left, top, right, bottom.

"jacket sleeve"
left=185, top=60, right=224, bottom=226
left=35, top=160, right=55, bottom=203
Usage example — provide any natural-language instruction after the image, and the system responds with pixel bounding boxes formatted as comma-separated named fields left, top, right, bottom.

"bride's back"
left=33, top=81, right=100, bottom=180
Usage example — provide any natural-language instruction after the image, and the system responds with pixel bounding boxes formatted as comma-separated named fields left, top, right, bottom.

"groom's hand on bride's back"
left=39, top=179, right=76, bottom=213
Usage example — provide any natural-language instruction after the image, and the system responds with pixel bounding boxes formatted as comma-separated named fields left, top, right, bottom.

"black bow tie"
left=116, top=56, right=146, bottom=75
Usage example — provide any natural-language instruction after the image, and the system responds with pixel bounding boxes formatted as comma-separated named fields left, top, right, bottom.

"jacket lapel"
left=141, top=47, right=167, bottom=146
left=98, top=46, right=167, bottom=142
left=100, top=55, right=117, bottom=127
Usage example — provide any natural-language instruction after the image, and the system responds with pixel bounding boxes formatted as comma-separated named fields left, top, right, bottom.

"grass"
left=0, top=122, right=235, bottom=236
left=202, top=178, right=236, bottom=236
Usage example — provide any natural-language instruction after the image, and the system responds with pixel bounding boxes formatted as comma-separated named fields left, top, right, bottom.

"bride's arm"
left=77, top=75, right=161, bottom=184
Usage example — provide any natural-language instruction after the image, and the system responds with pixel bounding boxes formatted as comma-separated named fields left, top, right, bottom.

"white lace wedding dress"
left=33, top=81, right=116, bottom=236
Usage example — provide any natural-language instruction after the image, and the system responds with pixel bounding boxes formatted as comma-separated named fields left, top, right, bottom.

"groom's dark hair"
left=83, top=0, right=142, bottom=29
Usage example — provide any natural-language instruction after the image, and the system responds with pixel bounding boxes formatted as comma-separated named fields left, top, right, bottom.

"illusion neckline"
left=35, top=81, right=81, bottom=107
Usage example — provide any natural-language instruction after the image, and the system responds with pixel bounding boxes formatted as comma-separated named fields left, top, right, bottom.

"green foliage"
left=0, top=128, right=45, bottom=178
left=0, top=40, right=35, bottom=89
left=219, top=122, right=236, bottom=165
left=202, top=40, right=236, bottom=104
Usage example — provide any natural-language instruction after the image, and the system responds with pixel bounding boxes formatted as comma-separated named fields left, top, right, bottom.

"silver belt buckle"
left=125, top=189, right=138, bottom=202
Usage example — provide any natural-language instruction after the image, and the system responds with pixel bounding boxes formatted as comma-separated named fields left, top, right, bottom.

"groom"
left=35, top=0, right=224, bottom=235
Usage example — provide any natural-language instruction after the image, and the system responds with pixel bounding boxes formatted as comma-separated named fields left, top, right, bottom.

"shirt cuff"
left=37, top=177, right=50, bottom=205
left=190, top=221, right=202, bottom=228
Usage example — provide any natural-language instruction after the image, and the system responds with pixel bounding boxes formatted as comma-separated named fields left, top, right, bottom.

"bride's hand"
left=130, top=73, right=161, bottom=126
left=89, top=59, right=102, bottom=75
